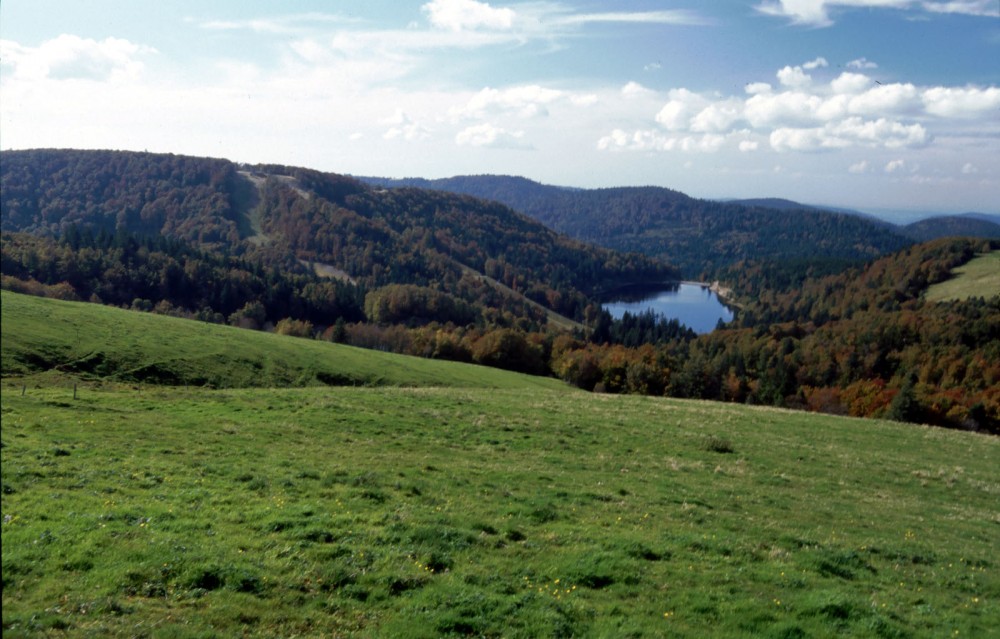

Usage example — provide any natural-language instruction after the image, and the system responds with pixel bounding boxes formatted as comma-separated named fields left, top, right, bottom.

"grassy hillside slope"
left=2, top=383, right=997, bottom=638
left=2, top=291, right=998, bottom=637
left=0, top=291, right=564, bottom=391
left=925, top=251, right=1000, bottom=302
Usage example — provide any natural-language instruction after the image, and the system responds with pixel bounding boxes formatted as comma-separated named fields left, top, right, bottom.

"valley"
left=1, top=146, right=998, bottom=637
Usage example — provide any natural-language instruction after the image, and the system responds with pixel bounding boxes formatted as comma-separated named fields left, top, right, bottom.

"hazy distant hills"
left=727, top=198, right=999, bottom=241
left=363, top=175, right=999, bottom=277
left=900, top=216, right=1000, bottom=242
left=360, top=176, right=915, bottom=277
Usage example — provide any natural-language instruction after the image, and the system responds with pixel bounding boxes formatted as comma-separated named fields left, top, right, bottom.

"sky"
left=2, top=0, right=998, bottom=213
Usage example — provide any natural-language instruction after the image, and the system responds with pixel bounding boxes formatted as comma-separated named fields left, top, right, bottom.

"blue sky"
left=2, top=0, right=998, bottom=213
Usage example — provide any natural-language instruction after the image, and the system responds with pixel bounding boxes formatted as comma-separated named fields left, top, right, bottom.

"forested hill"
left=901, top=215, right=1000, bottom=243
left=0, top=149, right=675, bottom=325
left=361, top=175, right=915, bottom=278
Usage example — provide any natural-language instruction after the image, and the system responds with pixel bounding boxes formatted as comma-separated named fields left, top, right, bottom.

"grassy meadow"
left=2, top=292, right=999, bottom=637
left=0, top=291, right=563, bottom=391
left=925, top=251, right=1000, bottom=302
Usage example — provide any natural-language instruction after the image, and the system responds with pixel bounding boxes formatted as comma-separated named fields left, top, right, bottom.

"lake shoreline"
left=602, top=282, right=736, bottom=334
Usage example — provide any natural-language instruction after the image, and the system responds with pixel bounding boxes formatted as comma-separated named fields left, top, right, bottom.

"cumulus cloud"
left=621, top=81, right=655, bottom=99
left=452, top=85, right=565, bottom=119
left=382, top=110, right=432, bottom=141
left=745, top=90, right=823, bottom=127
left=770, top=118, right=928, bottom=152
left=777, top=65, right=813, bottom=88
left=847, top=57, right=878, bottom=70
left=690, top=99, right=744, bottom=133
left=922, top=86, right=1000, bottom=117
left=598, top=54, right=983, bottom=156
left=455, top=122, right=530, bottom=148
left=423, top=0, right=516, bottom=31
left=597, top=129, right=731, bottom=153
left=598, top=128, right=675, bottom=152
left=848, top=159, right=871, bottom=173
left=745, top=82, right=773, bottom=95
left=655, top=88, right=710, bottom=130
left=0, top=34, right=155, bottom=82
left=830, top=72, right=872, bottom=95
left=848, top=82, right=921, bottom=115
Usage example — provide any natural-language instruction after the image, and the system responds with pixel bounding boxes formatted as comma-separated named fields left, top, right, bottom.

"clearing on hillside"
left=925, top=250, right=1000, bottom=302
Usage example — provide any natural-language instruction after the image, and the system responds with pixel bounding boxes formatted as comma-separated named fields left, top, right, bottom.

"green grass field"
left=2, top=291, right=999, bottom=637
left=0, top=290, right=563, bottom=391
left=926, top=251, right=1000, bottom=302
left=3, top=385, right=998, bottom=638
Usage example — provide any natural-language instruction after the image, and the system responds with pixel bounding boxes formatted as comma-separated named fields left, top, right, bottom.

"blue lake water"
left=602, top=282, right=734, bottom=334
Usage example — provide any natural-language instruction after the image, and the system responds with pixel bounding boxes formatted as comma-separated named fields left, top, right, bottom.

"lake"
left=602, top=282, right=735, bottom=334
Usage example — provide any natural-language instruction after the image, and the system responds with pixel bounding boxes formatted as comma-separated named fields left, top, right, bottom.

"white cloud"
left=622, top=81, right=655, bottom=99
left=690, top=99, right=744, bottom=133
left=777, top=65, right=813, bottom=88
left=455, top=122, right=530, bottom=148
left=745, top=90, right=823, bottom=127
left=832, top=116, right=928, bottom=147
left=848, top=82, right=921, bottom=115
left=769, top=117, right=928, bottom=151
left=847, top=57, right=878, bottom=70
left=555, top=10, right=710, bottom=27
left=922, top=86, right=1000, bottom=117
left=830, top=72, right=872, bottom=95
left=757, top=1, right=914, bottom=27
left=757, top=0, right=998, bottom=26
left=1, top=34, right=155, bottom=82
left=770, top=126, right=849, bottom=151
left=739, top=140, right=761, bottom=152
left=382, top=110, right=432, bottom=141
left=655, top=88, right=710, bottom=130
left=596, top=130, right=731, bottom=153
left=922, top=1, right=1000, bottom=17
left=597, top=128, right=676, bottom=152
left=422, top=0, right=516, bottom=31
left=848, top=159, right=871, bottom=173
left=803, top=57, right=829, bottom=70
left=961, top=162, right=978, bottom=174
left=452, top=85, right=565, bottom=119
left=745, top=82, right=773, bottom=95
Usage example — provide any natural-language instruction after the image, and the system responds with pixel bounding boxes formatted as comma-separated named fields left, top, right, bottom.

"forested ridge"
left=1, top=149, right=674, bottom=325
left=2, top=149, right=997, bottom=432
left=360, top=174, right=916, bottom=278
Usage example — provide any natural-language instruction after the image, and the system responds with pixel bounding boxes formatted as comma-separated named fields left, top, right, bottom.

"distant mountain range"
left=361, top=175, right=998, bottom=276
